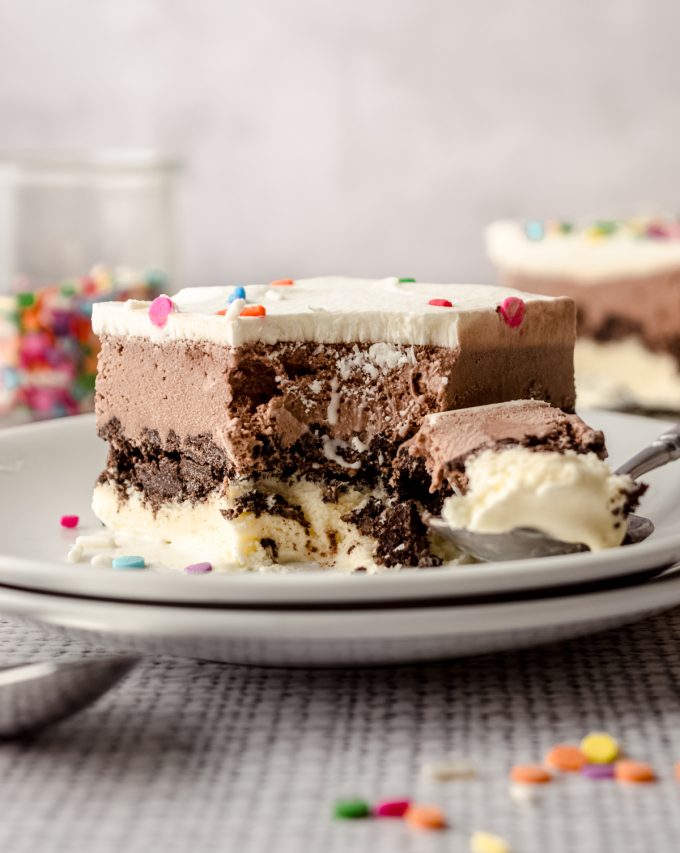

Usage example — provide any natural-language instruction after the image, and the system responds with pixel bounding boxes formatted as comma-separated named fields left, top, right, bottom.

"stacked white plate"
left=0, top=411, right=679, bottom=666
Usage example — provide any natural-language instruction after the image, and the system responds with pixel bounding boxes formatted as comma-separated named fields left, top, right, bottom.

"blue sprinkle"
left=524, top=220, right=545, bottom=241
left=228, top=286, right=247, bottom=303
left=2, top=367, right=19, bottom=391
left=112, top=555, right=146, bottom=570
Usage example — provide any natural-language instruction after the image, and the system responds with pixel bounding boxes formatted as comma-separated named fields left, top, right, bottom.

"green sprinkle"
left=60, top=282, right=76, bottom=297
left=333, top=798, right=370, bottom=819
left=593, top=219, right=618, bottom=236
left=559, top=221, right=574, bottom=234
left=145, top=269, right=168, bottom=288
left=17, top=292, right=35, bottom=308
left=398, top=277, right=416, bottom=283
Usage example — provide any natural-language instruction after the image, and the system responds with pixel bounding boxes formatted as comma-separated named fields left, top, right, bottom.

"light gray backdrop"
left=0, top=0, right=678, bottom=287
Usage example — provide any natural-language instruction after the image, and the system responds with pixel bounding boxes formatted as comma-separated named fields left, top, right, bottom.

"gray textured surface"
left=1, top=0, right=679, bottom=286
left=0, top=611, right=679, bottom=852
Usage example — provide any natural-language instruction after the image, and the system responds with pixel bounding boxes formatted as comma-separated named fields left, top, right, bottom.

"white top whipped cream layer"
left=92, top=276, right=562, bottom=348
left=486, top=221, right=680, bottom=283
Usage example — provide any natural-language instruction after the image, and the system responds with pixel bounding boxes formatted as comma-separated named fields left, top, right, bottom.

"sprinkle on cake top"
left=92, top=276, right=567, bottom=348
left=487, top=218, right=680, bottom=281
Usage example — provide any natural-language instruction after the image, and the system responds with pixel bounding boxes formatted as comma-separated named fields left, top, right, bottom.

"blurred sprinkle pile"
left=524, top=216, right=680, bottom=242
left=0, top=265, right=163, bottom=418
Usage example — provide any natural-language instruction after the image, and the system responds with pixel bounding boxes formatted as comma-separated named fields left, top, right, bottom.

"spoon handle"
left=615, top=423, right=680, bottom=480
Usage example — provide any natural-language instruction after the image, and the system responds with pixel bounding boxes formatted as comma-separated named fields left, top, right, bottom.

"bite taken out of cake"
left=486, top=217, right=680, bottom=411
left=403, top=400, right=645, bottom=552
left=91, top=276, right=576, bottom=573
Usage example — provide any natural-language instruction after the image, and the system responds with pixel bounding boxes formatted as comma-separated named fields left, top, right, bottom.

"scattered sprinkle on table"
left=510, top=764, right=552, bottom=785
left=148, top=295, right=175, bottom=328
left=271, top=278, right=294, bottom=286
left=614, top=760, right=656, bottom=784
left=498, top=296, right=526, bottom=328
left=509, top=783, right=541, bottom=805
left=398, top=277, right=416, bottom=283
left=112, top=555, right=146, bottom=570
left=428, top=298, right=453, bottom=308
left=581, top=763, right=615, bottom=780
left=405, top=804, right=447, bottom=830
left=470, top=830, right=512, bottom=853
left=227, top=286, right=246, bottom=302
left=333, top=798, right=370, bottom=819
left=375, top=799, right=410, bottom=817
left=60, top=515, right=79, bottom=529
left=421, top=760, right=476, bottom=781
left=240, top=304, right=266, bottom=317
left=545, top=744, right=587, bottom=773
left=580, top=731, right=619, bottom=764
left=675, top=760, right=680, bottom=781
left=184, top=561, right=213, bottom=574
left=90, top=554, right=113, bottom=568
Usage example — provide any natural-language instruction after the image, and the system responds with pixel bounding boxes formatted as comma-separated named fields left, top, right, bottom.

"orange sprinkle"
left=240, top=305, right=267, bottom=317
left=405, top=804, right=447, bottom=830
left=271, top=278, right=294, bottom=286
left=614, top=760, right=656, bottom=784
left=510, top=764, right=552, bottom=785
left=675, top=761, right=680, bottom=781
left=544, top=744, right=587, bottom=773
left=215, top=309, right=227, bottom=316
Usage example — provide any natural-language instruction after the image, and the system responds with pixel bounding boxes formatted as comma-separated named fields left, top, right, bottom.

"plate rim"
left=1, top=410, right=680, bottom=605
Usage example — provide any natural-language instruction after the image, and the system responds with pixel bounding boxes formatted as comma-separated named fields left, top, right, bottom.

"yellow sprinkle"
left=580, top=731, right=619, bottom=764
left=470, top=830, right=512, bottom=853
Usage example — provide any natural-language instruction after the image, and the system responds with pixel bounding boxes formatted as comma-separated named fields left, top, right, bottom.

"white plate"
left=0, top=411, right=679, bottom=606
left=0, top=565, right=678, bottom=665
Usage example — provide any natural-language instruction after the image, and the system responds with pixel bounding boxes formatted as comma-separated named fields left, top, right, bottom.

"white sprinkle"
left=265, top=289, right=284, bottom=301
left=394, top=543, right=405, bottom=551
left=76, top=533, right=115, bottom=549
left=67, top=544, right=84, bottom=563
left=91, top=554, right=113, bottom=567
left=509, top=783, right=541, bottom=805
left=225, top=298, right=246, bottom=320
left=308, top=379, right=323, bottom=394
left=421, top=760, right=477, bottom=782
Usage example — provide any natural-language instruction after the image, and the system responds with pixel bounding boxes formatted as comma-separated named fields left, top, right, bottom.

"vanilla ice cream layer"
left=442, top=447, right=636, bottom=551
left=93, top=479, right=409, bottom=573
left=575, top=338, right=680, bottom=411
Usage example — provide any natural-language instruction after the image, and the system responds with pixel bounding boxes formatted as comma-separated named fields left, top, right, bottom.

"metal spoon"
left=0, top=656, right=137, bottom=738
left=428, top=423, right=680, bottom=563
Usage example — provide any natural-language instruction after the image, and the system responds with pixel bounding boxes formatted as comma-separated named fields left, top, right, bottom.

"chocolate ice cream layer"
left=501, top=269, right=680, bottom=365
left=402, top=400, right=606, bottom=493
left=95, top=335, right=575, bottom=479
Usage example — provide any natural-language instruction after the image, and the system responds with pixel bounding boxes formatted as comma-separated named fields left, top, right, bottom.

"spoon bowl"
left=427, top=422, right=680, bottom=563
left=428, top=513, right=655, bottom=563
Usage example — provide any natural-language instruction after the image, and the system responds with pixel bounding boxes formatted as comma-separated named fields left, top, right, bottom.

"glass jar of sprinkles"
left=0, top=150, right=179, bottom=423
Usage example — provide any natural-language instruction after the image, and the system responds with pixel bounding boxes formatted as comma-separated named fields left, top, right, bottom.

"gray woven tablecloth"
left=0, top=611, right=679, bottom=853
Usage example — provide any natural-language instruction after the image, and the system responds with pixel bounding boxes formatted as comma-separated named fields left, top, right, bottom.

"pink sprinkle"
left=149, top=295, right=175, bottom=328
left=498, top=296, right=526, bottom=328
left=375, top=799, right=411, bottom=818
left=428, top=299, right=453, bottom=308
left=60, top=515, right=79, bottom=529
left=184, top=561, right=213, bottom=574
